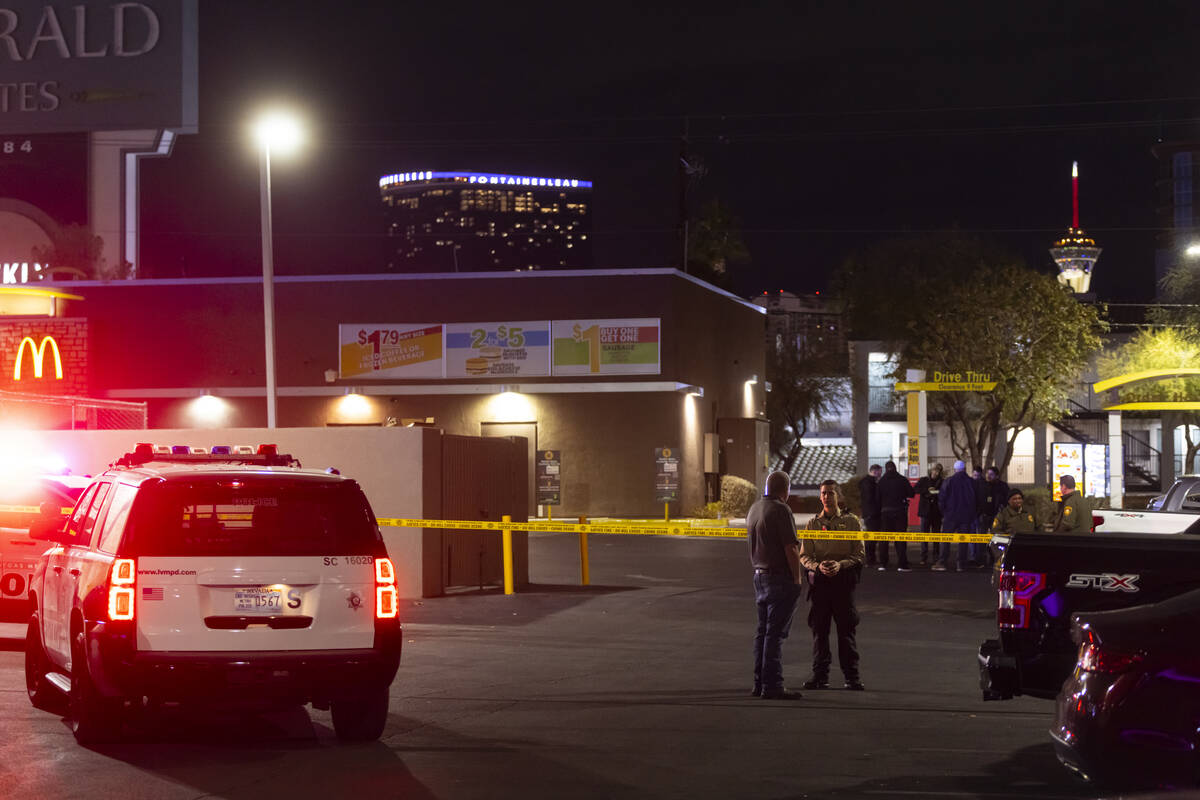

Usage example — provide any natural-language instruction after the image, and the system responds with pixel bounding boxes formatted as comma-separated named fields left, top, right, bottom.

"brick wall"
left=0, top=318, right=88, bottom=395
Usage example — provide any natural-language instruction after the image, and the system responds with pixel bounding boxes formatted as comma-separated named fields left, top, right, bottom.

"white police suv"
left=24, top=444, right=402, bottom=744
left=0, top=473, right=90, bottom=619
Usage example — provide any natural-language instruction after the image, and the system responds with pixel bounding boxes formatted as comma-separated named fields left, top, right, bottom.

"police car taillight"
left=108, top=558, right=136, bottom=621
left=375, top=557, right=397, bottom=619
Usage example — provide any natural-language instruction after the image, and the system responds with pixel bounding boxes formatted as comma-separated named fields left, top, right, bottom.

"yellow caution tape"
left=0, top=504, right=74, bottom=515
left=375, top=518, right=993, bottom=543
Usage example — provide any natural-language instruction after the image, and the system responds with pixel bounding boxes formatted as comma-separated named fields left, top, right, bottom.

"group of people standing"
left=747, top=465, right=1092, bottom=699
left=860, top=460, right=1014, bottom=572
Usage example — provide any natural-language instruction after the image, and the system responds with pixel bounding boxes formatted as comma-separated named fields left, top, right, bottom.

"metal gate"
left=440, top=434, right=529, bottom=590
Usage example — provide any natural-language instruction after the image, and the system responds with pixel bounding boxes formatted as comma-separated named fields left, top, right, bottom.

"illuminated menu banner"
left=551, top=318, right=661, bottom=376
left=1052, top=442, right=1084, bottom=502
left=445, top=321, right=550, bottom=378
left=338, top=324, right=444, bottom=379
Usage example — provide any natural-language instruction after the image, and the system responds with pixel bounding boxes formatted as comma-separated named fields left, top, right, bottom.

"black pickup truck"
left=978, top=524, right=1200, bottom=700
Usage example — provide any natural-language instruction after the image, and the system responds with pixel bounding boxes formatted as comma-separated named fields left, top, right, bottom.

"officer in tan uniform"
left=800, top=479, right=867, bottom=691
left=991, top=489, right=1038, bottom=534
left=1053, top=475, right=1089, bottom=533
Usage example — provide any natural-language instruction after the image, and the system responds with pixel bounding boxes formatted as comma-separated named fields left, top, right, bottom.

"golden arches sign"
left=13, top=336, right=63, bottom=380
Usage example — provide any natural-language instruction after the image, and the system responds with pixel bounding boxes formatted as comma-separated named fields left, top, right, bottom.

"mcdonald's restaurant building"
left=0, top=270, right=768, bottom=518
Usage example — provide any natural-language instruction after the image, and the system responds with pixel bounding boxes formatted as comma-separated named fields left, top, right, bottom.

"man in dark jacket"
left=876, top=461, right=915, bottom=571
left=858, top=464, right=882, bottom=566
left=914, top=463, right=943, bottom=567
left=977, top=466, right=1009, bottom=566
left=936, top=459, right=977, bottom=571
left=747, top=470, right=804, bottom=700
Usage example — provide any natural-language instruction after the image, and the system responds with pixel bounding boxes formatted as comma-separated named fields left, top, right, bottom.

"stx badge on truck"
left=1066, top=573, right=1140, bottom=592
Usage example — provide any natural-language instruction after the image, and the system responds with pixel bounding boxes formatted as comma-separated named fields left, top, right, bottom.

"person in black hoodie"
left=914, top=463, right=944, bottom=567
left=876, top=461, right=915, bottom=571
left=858, top=464, right=883, bottom=566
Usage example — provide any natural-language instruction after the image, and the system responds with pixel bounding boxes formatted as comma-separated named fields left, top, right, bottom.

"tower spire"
left=1072, top=161, right=1079, bottom=229
left=1050, top=160, right=1101, bottom=294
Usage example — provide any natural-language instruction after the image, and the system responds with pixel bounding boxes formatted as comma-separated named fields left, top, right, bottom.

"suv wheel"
left=330, top=688, right=389, bottom=742
left=25, top=616, right=63, bottom=713
left=69, top=632, right=121, bottom=744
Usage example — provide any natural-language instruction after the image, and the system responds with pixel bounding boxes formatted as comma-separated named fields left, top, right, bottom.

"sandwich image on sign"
left=465, top=357, right=490, bottom=375
left=479, top=346, right=502, bottom=360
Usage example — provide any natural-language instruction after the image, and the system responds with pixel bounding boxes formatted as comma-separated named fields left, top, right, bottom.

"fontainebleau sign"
left=0, top=0, right=197, bottom=134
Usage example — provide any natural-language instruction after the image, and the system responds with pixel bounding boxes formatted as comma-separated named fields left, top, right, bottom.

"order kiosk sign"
left=536, top=450, right=562, bottom=506
left=655, top=447, right=680, bottom=503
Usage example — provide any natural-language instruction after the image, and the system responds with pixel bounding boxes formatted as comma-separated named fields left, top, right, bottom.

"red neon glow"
left=1072, top=161, right=1079, bottom=229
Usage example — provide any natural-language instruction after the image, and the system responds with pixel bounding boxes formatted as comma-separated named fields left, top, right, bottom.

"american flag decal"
left=142, top=587, right=164, bottom=601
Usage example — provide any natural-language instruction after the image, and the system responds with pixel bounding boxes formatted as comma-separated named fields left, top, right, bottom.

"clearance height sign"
left=339, top=319, right=660, bottom=379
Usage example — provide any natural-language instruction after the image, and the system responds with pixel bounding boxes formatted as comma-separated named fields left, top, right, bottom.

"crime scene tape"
left=0, top=504, right=75, bottom=515
left=375, top=518, right=994, bottom=544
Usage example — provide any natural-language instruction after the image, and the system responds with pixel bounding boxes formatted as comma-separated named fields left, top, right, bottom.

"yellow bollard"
left=502, top=514, right=514, bottom=596
left=664, top=502, right=669, bottom=522
left=548, top=506, right=553, bottom=522
left=578, top=515, right=590, bottom=586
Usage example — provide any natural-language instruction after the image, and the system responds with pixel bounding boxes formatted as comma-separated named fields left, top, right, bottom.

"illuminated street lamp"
left=252, top=110, right=304, bottom=428
left=1185, top=243, right=1200, bottom=258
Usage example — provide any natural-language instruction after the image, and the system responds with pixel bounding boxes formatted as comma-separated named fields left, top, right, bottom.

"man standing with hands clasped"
left=801, top=479, right=867, bottom=691
left=748, top=471, right=804, bottom=700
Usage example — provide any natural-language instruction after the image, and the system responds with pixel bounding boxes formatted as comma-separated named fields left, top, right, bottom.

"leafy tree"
left=766, top=343, right=850, bottom=473
left=831, top=234, right=1105, bottom=474
left=686, top=199, right=749, bottom=288
left=30, top=224, right=106, bottom=279
left=1097, top=327, right=1200, bottom=471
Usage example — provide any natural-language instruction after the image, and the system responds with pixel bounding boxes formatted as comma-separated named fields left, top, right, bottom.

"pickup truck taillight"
left=108, top=558, right=136, bottom=621
left=997, top=569, right=1044, bottom=629
left=1091, top=514, right=1104, bottom=531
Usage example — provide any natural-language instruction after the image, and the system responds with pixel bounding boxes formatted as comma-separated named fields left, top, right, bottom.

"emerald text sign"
left=0, top=0, right=198, bottom=134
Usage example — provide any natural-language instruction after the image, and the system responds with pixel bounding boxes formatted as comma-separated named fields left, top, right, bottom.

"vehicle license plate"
left=234, top=588, right=282, bottom=613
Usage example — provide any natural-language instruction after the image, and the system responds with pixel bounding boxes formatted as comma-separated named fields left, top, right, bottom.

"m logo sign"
left=13, top=336, right=63, bottom=380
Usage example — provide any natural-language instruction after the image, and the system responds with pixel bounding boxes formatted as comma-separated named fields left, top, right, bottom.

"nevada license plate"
left=234, top=588, right=282, bottom=613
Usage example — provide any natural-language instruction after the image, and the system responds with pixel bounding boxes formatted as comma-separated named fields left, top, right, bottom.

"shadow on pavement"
left=401, top=583, right=637, bottom=627
left=86, top=704, right=641, bottom=800
left=813, top=742, right=1100, bottom=799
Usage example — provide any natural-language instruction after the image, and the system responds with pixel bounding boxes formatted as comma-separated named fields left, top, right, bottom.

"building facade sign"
left=338, top=323, right=444, bottom=379
left=0, top=0, right=198, bottom=135
left=0, top=317, right=86, bottom=394
left=445, top=321, right=550, bottom=378
left=339, top=318, right=662, bottom=380
left=551, top=318, right=660, bottom=376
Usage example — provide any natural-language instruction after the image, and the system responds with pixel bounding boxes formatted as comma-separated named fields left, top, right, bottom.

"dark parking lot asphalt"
left=0, top=532, right=1107, bottom=800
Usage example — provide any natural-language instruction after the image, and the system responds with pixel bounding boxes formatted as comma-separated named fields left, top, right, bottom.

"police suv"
left=0, top=473, right=91, bottom=619
left=24, top=444, right=402, bottom=744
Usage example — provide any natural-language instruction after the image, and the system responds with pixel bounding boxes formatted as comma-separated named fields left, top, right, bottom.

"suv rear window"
left=122, top=479, right=382, bottom=557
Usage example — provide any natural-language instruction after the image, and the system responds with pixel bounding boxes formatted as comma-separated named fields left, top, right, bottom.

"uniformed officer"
left=800, top=479, right=866, bottom=691
left=1053, top=475, right=1089, bottom=532
left=991, top=488, right=1038, bottom=534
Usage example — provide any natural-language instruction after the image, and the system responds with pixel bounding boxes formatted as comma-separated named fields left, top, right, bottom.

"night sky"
left=126, top=1, right=1200, bottom=303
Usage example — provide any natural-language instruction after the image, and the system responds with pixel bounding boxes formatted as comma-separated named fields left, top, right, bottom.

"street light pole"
left=259, top=143, right=278, bottom=429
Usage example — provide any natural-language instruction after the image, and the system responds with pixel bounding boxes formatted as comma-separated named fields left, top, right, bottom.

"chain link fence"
left=0, top=389, right=147, bottom=429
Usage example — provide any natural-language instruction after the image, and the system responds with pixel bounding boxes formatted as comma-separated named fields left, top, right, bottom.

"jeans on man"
left=753, top=572, right=801, bottom=691
left=880, top=509, right=909, bottom=568
left=940, top=519, right=972, bottom=569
